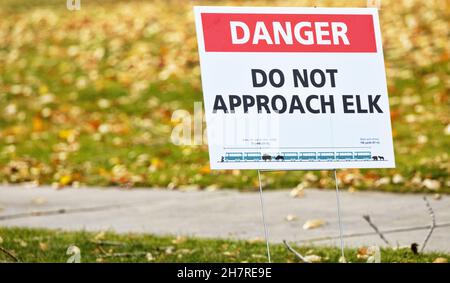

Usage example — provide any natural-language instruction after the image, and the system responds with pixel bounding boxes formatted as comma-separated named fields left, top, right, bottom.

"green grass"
left=0, top=0, right=448, bottom=193
left=0, top=227, right=448, bottom=263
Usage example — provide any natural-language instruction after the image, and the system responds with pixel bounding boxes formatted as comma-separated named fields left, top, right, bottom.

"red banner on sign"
left=201, top=13, right=377, bottom=53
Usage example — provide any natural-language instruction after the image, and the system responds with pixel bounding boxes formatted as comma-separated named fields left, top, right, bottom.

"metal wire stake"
left=257, top=170, right=271, bottom=263
left=334, top=169, right=345, bottom=259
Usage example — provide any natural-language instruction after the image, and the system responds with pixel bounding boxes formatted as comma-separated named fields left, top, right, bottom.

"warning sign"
left=194, top=7, right=395, bottom=170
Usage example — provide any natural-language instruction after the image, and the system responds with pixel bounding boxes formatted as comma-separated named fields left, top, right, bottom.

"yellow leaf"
left=94, top=231, right=106, bottom=241
left=199, top=165, right=211, bottom=174
left=39, top=242, right=48, bottom=251
left=58, top=129, right=76, bottom=143
left=59, top=175, right=72, bottom=186
left=39, top=85, right=49, bottom=95
left=32, top=116, right=44, bottom=132
left=433, top=257, right=448, bottom=263
left=151, top=158, right=163, bottom=170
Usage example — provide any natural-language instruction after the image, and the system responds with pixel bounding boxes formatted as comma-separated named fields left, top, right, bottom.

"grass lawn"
left=0, top=0, right=448, bottom=193
left=0, top=227, right=448, bottom=263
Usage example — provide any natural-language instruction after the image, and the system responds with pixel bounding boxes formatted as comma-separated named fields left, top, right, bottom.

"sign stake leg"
left=334, top=169, right=345, bottom=260
left=257, top=170, right=271, bottom=263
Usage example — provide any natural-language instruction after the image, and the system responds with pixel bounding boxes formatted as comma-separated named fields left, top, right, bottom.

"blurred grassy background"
left=0, top=0, right=448, bottom=193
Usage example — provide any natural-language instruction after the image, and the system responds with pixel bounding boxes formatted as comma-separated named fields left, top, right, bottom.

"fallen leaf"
left=31, top=196, right=47, bottom=205
left=39, top=242, right=48, bottom=251
left=247, top=237, right=263, bottom=244
left=199, top=165, right=211, bottom=174
left=146, top=252, right=154, bottom=262
left=417, top=135, right=428, bottom=144
left=366, top=246, right=381, bottom=263
left=375, top=177, right=391, bottom=187
left=165, top=246, right=175, bottom=255
left=179, top=185, right=200, bottom=191
left=205, top=184, right=219, bottom=191
left=445, top=124, right=450, bottom=136
left=302, top=219, right=327, bottom=230
left=150, top=158, right=164, bottom=170
left=433, top=257, right=448, bottom=263
left=304, top=255, right=322, bottom=263
left=392, top=174, right=404, bottom=184
left=423, top=179, right=441, bottom=190
left=59, top=175, right=72, bottom=187
left=433, top=193, right=442, bottom=200
left=357, top=247, right=369, bottom=259
left=97, top=99, right=111, bottom=109
left=32, top=116, right=44, bottom=132
left=172, top=235, right=187, bottom=245
left=58, top=129, right=77, bottom=143
left=14, top=239, right=27, bottom=247
left=223, top=251, right=238, bottom=257
left=94, top=231, right=106, bottom=241
left=290, top=186, right=305, bottom=198
left=166, top=182, right=177, bottom=190
left=285, top=214, right=297, bottom=222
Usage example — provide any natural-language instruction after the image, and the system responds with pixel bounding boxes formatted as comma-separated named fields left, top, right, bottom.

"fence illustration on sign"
left=221, top=151, right=385, bottom=162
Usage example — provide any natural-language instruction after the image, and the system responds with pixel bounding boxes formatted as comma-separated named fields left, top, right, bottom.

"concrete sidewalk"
left=0, top=185, right=449, bottom=252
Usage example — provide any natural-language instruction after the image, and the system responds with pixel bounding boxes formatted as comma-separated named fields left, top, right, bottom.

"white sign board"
left=194, top=6, right=395, bottom=170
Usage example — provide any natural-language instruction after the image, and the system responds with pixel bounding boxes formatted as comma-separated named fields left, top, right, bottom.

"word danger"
left=231, top=20, right=349, bottom=45
left=200, top=12, right=377, bottom=52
